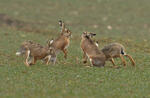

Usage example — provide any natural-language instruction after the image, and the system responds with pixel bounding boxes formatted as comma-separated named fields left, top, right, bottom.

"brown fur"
left=101, top=43, right=135, bottom=67
left=16, top=40, right=55, bottom=66
left=49, top=20, right=71, bottom=59
left=80, top=32, right=106, bottom=67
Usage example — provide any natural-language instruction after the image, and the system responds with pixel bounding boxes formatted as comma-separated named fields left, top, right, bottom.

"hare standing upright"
left=80, top=32, right=106, bottom=67
left=48, top=20, right=72, bottom=64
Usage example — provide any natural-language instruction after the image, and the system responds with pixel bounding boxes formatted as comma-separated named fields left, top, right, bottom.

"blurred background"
left=0, top=0, right=150, bottom=37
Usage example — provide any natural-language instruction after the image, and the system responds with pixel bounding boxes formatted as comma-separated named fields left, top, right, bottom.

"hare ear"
left=50, top=39, right=54, bottom=44
left=92, top=33, right=96, bottom=36
left=59, top=20, right=63, bottom=26
left=90, top=32, right=96, bottom=36
left=59, top=20, right=66, bottom=33
left=47, top=39, right=53, bottom=47
left=89, top=33, right=96, bottom=38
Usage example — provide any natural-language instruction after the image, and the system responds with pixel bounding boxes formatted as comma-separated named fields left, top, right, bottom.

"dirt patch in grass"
left=0, top=13, right=48, bottom=33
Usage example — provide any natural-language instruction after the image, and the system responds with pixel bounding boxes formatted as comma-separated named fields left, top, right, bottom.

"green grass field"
left=0, top=0, right=150, bottom=97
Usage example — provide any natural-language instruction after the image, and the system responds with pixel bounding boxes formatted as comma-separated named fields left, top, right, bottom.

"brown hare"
left=49, top=20, right=72, bottom=60
left=101, top=43, right=135, bottom=67
left=80, top=32, right=106, bottom=67
left=16, top=40, right=56, bottom=66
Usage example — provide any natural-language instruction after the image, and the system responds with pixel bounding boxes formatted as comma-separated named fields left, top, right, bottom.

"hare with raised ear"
left=16, top=40, right=56, bottom=66
left=101, top=43, right=135, bottom=67
left=87, top=33, right=99, bottom=47
left=49, top=20, right=72, bottom=60
left=80, top=32, right=106, bottom=67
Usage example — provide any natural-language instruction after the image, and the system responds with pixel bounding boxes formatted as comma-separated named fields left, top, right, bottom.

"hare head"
left=63, top=28, right=72, bottom=37
left=58, top=20, right=72, bottom=37
left=16, top=40, right=33, bottom=56
left=82, top=32, right=96, bottom=39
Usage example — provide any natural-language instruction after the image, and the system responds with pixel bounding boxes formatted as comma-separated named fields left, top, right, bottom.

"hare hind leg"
left=25, top=50, right=30, bottom=66
left=124, top=54, right=135, bottom=66
left=25, top=50, right=31, bottom=67
left=119, top=54, right=126, bottom=66
left=30, top=57, right=37, bottom=65
left=63, top=49, right=67, bottom=59
left=110, top=58, right=119, bottom=68
left=110, top=58, right=116, bottom=66
left=46, top=55, right=51, bottom=65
